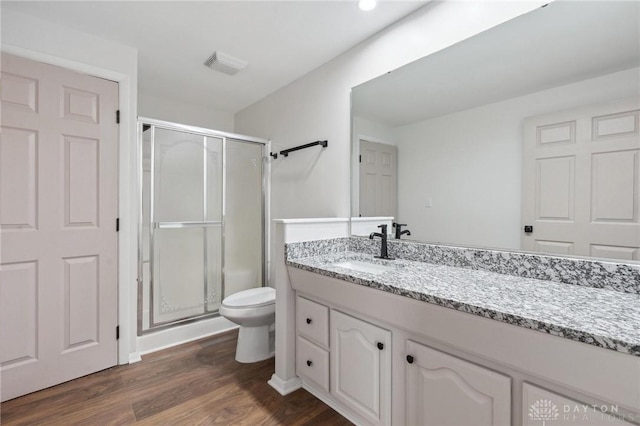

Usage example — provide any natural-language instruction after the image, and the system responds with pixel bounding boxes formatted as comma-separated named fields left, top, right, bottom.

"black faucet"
left=369, top=224, right=394, bottom=260
left=393, top=223, right=411, bottom=239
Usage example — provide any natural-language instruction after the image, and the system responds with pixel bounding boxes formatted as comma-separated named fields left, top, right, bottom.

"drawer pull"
left=306, top=318, right=312, bottom=324
left=306, top=360, right=313, bottom=367
left=377, top=342, right=384, bottom=350
left=406, top=355, right=414, bottom=364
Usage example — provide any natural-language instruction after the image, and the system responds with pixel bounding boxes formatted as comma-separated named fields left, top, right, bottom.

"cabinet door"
left=406, top=340, right=511, bottom=426
left=331, top=310, right=391, bottom=425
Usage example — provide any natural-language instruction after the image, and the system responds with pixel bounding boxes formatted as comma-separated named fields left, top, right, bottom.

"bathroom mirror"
left=351, top=1, right=640, bottom=261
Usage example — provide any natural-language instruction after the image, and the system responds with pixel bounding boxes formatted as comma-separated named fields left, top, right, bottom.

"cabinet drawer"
left=297, top=336, right=329, bottom=392
left=522, top=383, right=634, bottom=425
left=296, top=295, right=329, bottom=347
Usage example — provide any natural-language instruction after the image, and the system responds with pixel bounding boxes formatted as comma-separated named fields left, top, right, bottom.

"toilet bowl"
left=219, top=287, right=276, bottom=363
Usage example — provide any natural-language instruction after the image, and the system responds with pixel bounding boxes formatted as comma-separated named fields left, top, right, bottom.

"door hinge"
left=116, top=325, right=120, bottom=340
left=116, top=110, right=120, bottom=124
left=359, top=154, right=362, bottom=163
left=116, top=218, right=120, bottom=232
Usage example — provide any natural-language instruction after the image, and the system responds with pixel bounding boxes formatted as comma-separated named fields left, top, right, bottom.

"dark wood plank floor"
left=0, top=330, right=351, bottom=425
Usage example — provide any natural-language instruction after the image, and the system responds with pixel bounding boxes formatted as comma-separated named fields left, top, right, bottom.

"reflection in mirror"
left=351, top=1, right=640, bottom=261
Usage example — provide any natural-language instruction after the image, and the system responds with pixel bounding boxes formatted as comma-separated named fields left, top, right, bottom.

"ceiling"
left=2, top=1, right=427, bottom=114
left=353, top=1, right=640, bottom=127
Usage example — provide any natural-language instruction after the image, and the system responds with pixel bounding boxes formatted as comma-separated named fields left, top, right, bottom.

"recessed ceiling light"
left=358, top=0, right=377, bottom=12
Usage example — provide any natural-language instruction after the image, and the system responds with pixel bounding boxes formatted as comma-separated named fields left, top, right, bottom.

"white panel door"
left=330, top=310, right=391, bottom=425
left=0, top=53, right=118, bottom=401
left=406, top=340, right=511, bottom=426
left=522, top=97, right=640, bottom=259
left=359, top=140, right=397, bottom=218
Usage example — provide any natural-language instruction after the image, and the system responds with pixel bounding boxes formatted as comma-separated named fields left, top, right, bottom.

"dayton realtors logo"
left=528, top=398, right=630, bottom=424
left=529, top=399, right=559, bottom=425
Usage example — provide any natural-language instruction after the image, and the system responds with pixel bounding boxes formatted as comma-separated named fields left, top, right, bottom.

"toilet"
left=219, top=287, right=276, bottom=363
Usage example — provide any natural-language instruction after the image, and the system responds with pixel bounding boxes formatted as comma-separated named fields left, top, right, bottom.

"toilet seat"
left=222, top=287, right=275, bottom=309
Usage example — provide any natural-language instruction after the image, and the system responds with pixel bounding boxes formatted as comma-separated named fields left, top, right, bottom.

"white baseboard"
left=128, top=352, right=142, bottom=364
left=138, top=316, right=238, bottom=355
left=268, top=373, right=303, bottom=396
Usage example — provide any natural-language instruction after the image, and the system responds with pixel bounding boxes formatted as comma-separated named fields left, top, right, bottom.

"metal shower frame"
left=136, top=117, right=270, bottom=335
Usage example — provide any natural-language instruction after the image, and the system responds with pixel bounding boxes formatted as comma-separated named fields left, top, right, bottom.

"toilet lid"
left=222, top=287, right=275, bottom=308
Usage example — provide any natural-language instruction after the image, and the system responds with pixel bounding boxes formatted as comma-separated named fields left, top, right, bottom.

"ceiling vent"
left=204, top=51, right=248, bottom=76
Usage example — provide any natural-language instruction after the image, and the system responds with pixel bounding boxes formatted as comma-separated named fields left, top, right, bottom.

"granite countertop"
left=287, top=251, right=640, bottom=357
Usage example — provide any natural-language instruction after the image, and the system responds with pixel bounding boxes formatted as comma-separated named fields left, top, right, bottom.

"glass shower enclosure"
left=138, top=118, right=267, bottom=334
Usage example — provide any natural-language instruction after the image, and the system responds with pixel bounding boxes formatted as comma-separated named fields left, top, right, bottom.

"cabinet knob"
left=306, top=360, right=313, bottom=367
left=406, top=355, right=414, bottom=364
left=377, top=342, right=384, bottom=350
left=306, top=318, right=312, bottom=324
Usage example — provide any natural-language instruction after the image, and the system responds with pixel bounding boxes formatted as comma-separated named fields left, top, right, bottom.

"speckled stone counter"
left=286, top=244, right=640, bottom=357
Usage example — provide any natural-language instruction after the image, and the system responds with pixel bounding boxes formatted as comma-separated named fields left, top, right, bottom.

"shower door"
left=139, top=120, right=266, bottom=333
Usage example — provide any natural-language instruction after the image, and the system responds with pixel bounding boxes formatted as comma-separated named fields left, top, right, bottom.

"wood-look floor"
left=0, top=330, right=351, bottom=425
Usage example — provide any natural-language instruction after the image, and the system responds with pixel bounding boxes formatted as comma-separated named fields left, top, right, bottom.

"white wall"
left=1, top=9, right=137, bottom=80
left=1, top=8, right=139, bottom=363
left=235, top=1, right=545, bottom=222
left=139, top=92, right=234, bottom=132
left=395, top=67, right=640, bottom=250
left=353, top=116, right=397, bottom=146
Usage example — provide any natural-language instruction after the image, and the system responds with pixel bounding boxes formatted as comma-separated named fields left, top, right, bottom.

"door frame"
left=2, top=45, right=137, bottom=364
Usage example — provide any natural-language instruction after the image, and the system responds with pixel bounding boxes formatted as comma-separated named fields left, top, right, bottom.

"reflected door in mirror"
left=359, top=140, right=397, bottom=217
left=522, top=96, right=640, bottom=260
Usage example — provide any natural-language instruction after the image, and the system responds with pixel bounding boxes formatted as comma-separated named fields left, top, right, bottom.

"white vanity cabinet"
left=331, top=310, right=391, bottom=426
left=289, top=267, right=640, bottom=426
left=405, top=340, right=511, bottom=426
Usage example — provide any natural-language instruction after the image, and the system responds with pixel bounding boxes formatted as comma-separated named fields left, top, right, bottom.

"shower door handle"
left=153, top=221, right=222, bottom=229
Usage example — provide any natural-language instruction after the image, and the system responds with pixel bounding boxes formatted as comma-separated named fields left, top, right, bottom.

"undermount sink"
left=331, top=260, right=394, bottom=275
